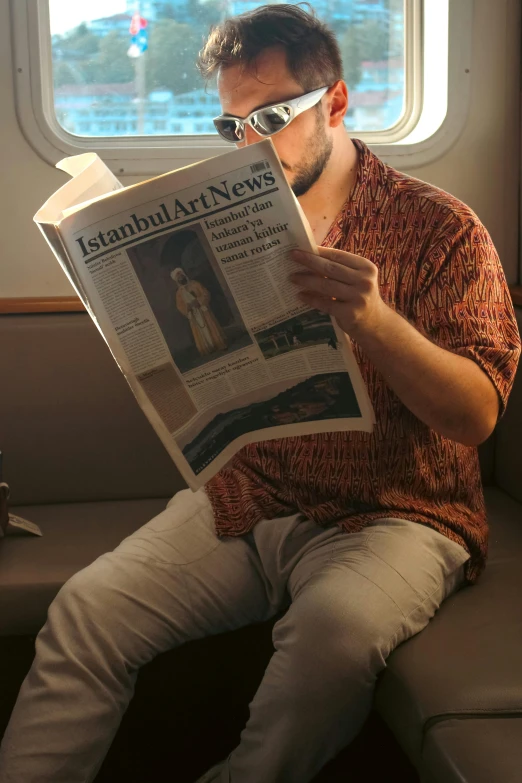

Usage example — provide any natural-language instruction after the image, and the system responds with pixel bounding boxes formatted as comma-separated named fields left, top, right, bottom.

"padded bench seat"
left=0, top=498, right=168, bottom=635
left=2, top=310, right=522, bottom=782
left=1, top=486, right=520, bottom=781
left=2, top=489, right=521, bottom=732
left=375, top=486, right=522, bottom=776
left=422, top=718, right=522, bottom=783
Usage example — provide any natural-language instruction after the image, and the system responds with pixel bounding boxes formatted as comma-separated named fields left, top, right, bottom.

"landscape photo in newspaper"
left=34, top=139, right=374, bottom=489
left=178, top=372, right=360, bottom=476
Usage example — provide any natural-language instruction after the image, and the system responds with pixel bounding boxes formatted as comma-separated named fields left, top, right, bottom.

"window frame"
left=11, top=0, right=472, bottom=175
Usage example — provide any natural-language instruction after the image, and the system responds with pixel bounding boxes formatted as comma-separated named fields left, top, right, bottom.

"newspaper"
left=35, top=140, right=374, bottom=490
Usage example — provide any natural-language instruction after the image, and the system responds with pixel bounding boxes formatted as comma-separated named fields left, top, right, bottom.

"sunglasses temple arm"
left=294, top=87, right=329, bottom=112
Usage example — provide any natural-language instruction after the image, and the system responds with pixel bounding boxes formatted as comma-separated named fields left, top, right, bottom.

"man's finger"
left=297, top=290, right=338, bottom=314
left=317, top=246, right=371, bottom=270
left=297, top=290, right=349, bottom=322
left=289, top=272, right=353, bottom=301
left=290, top=250, right=363, bottom=284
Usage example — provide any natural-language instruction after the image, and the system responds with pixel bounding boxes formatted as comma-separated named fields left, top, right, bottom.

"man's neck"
left=298, top=134, right=359, bottom=245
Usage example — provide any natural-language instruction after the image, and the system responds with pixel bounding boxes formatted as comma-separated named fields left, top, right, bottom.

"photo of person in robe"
left=170, top=267, right=227, bottom=356
left=126, top=226, right=252, bottom=373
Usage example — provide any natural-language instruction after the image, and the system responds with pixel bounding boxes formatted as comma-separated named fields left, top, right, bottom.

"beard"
left=284, top=113, right=333, bottom=198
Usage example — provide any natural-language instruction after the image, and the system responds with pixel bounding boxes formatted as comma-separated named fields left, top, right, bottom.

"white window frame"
left=11, top=0, right=472, bottom=176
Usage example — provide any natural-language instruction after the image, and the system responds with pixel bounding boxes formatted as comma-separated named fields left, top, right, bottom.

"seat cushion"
left=495, top=306, right=522, bottom=502
left=0, top=313, right=184, bottom=505
left=0, top=312, right=497, bottom=503
left=375, top=487, right=522, bottom=768
left=421, top=718, right=522, bottom=783
left=0, top=498, right=168, bottom=635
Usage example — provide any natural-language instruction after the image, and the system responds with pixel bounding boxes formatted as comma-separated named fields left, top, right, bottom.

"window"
left=45, top=0, right=407, bottom=140
left=12, top=0, right=470, bottom=173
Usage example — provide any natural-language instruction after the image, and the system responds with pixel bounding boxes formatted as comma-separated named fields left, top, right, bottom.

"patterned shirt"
left=205, top=139, right=521, bottom=583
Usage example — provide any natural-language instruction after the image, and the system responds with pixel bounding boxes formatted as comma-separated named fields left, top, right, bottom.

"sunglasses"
left=213, top=86, right=329, bottom=143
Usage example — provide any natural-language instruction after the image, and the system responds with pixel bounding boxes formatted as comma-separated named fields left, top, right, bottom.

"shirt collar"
left=322, top=137, right=389, bottom=247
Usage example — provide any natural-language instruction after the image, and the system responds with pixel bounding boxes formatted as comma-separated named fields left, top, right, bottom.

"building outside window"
left=48, top=0, right=406, bottom=139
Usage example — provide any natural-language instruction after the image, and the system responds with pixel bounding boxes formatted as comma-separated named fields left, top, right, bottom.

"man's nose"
left=239, top=125, right=264, bottom=147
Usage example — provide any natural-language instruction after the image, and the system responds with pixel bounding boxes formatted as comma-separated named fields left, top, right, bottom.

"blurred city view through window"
left=49, top=0, right=405, bottom=139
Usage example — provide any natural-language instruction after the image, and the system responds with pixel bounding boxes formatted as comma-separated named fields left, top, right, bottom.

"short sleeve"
left=416, top=218, right=521, bottom=416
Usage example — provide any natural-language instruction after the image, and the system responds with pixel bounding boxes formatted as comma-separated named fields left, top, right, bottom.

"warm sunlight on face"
left=217, top=48, right=333, bottom=197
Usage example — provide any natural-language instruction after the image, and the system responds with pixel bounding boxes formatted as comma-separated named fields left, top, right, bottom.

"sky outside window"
left=49, top=1, right=127, bottom=34
left=48, top=0, right=405, bottom=139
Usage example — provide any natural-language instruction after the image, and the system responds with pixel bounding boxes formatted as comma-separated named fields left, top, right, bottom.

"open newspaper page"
left=36, top=139, right=374, bottom=490
left=34, top=153, right=124, bottom=316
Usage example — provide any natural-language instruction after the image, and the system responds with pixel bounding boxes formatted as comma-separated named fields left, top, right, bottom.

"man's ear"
left=327, top=80, right=349, bottom=128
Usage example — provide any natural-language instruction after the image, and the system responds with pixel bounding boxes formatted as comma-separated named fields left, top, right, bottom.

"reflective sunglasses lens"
left=251, top=105, right=292, bottom=136
left=214, top=118, right=244, bottom=142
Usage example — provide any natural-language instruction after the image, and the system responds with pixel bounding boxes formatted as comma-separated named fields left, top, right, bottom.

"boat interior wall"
left=1, top=0, right=520, bottom=300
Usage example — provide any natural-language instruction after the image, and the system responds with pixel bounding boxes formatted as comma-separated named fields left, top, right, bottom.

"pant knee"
left=273, top=601, right=389, bottom=692
left=43, top=555, right=129, bottom=653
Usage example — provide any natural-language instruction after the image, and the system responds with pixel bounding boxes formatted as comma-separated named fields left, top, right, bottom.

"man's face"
left=217, top=48, right=333, bottom=197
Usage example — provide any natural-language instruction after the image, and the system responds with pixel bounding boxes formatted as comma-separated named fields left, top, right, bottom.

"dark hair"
left=197, top=3, right=343, bottom=91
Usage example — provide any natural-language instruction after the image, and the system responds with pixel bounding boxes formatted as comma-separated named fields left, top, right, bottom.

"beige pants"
left=0, top=488, right=470, bottom=783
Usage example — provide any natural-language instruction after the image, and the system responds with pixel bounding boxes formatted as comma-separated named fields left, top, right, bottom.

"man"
left=0, top=5, right=519, bottom=783
left=170, top=266, right=228, bottom=356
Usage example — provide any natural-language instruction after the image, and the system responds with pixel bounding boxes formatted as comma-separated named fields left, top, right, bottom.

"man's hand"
left=288, top=247, right=499, bottom=446
left=289, top=247, right=386, bottom=341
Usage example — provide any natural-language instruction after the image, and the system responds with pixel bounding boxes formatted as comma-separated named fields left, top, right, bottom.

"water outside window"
left=48, top=0, right=405, bottom=139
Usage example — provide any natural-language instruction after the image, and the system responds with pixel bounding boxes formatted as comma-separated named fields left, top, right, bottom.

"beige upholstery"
left=0, top=313, right=184, bottom=505
left=495, top=362, right=522, bottom=503
left=0, top=309, right=521, bottom=783
left=422, top=719, right=522, bottom=783
left=375, top=308, right=522, bottom=779
left=0, top=313, right=496, bottom=503
left=375, top=487, right=522, bottom=769
left=0, top=499, right=167, bottom=635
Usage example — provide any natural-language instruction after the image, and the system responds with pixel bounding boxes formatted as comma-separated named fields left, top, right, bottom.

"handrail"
left=2, top=289, right=521, bottom=314
left=0, top=297, right=84, bottom=313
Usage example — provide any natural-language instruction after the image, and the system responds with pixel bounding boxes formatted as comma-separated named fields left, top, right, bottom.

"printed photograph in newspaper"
left=177, top=371, right=361, bottom=475
left=253, top=311, right=339, bottom=359
left=126, top=224, right=252, bottom=374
